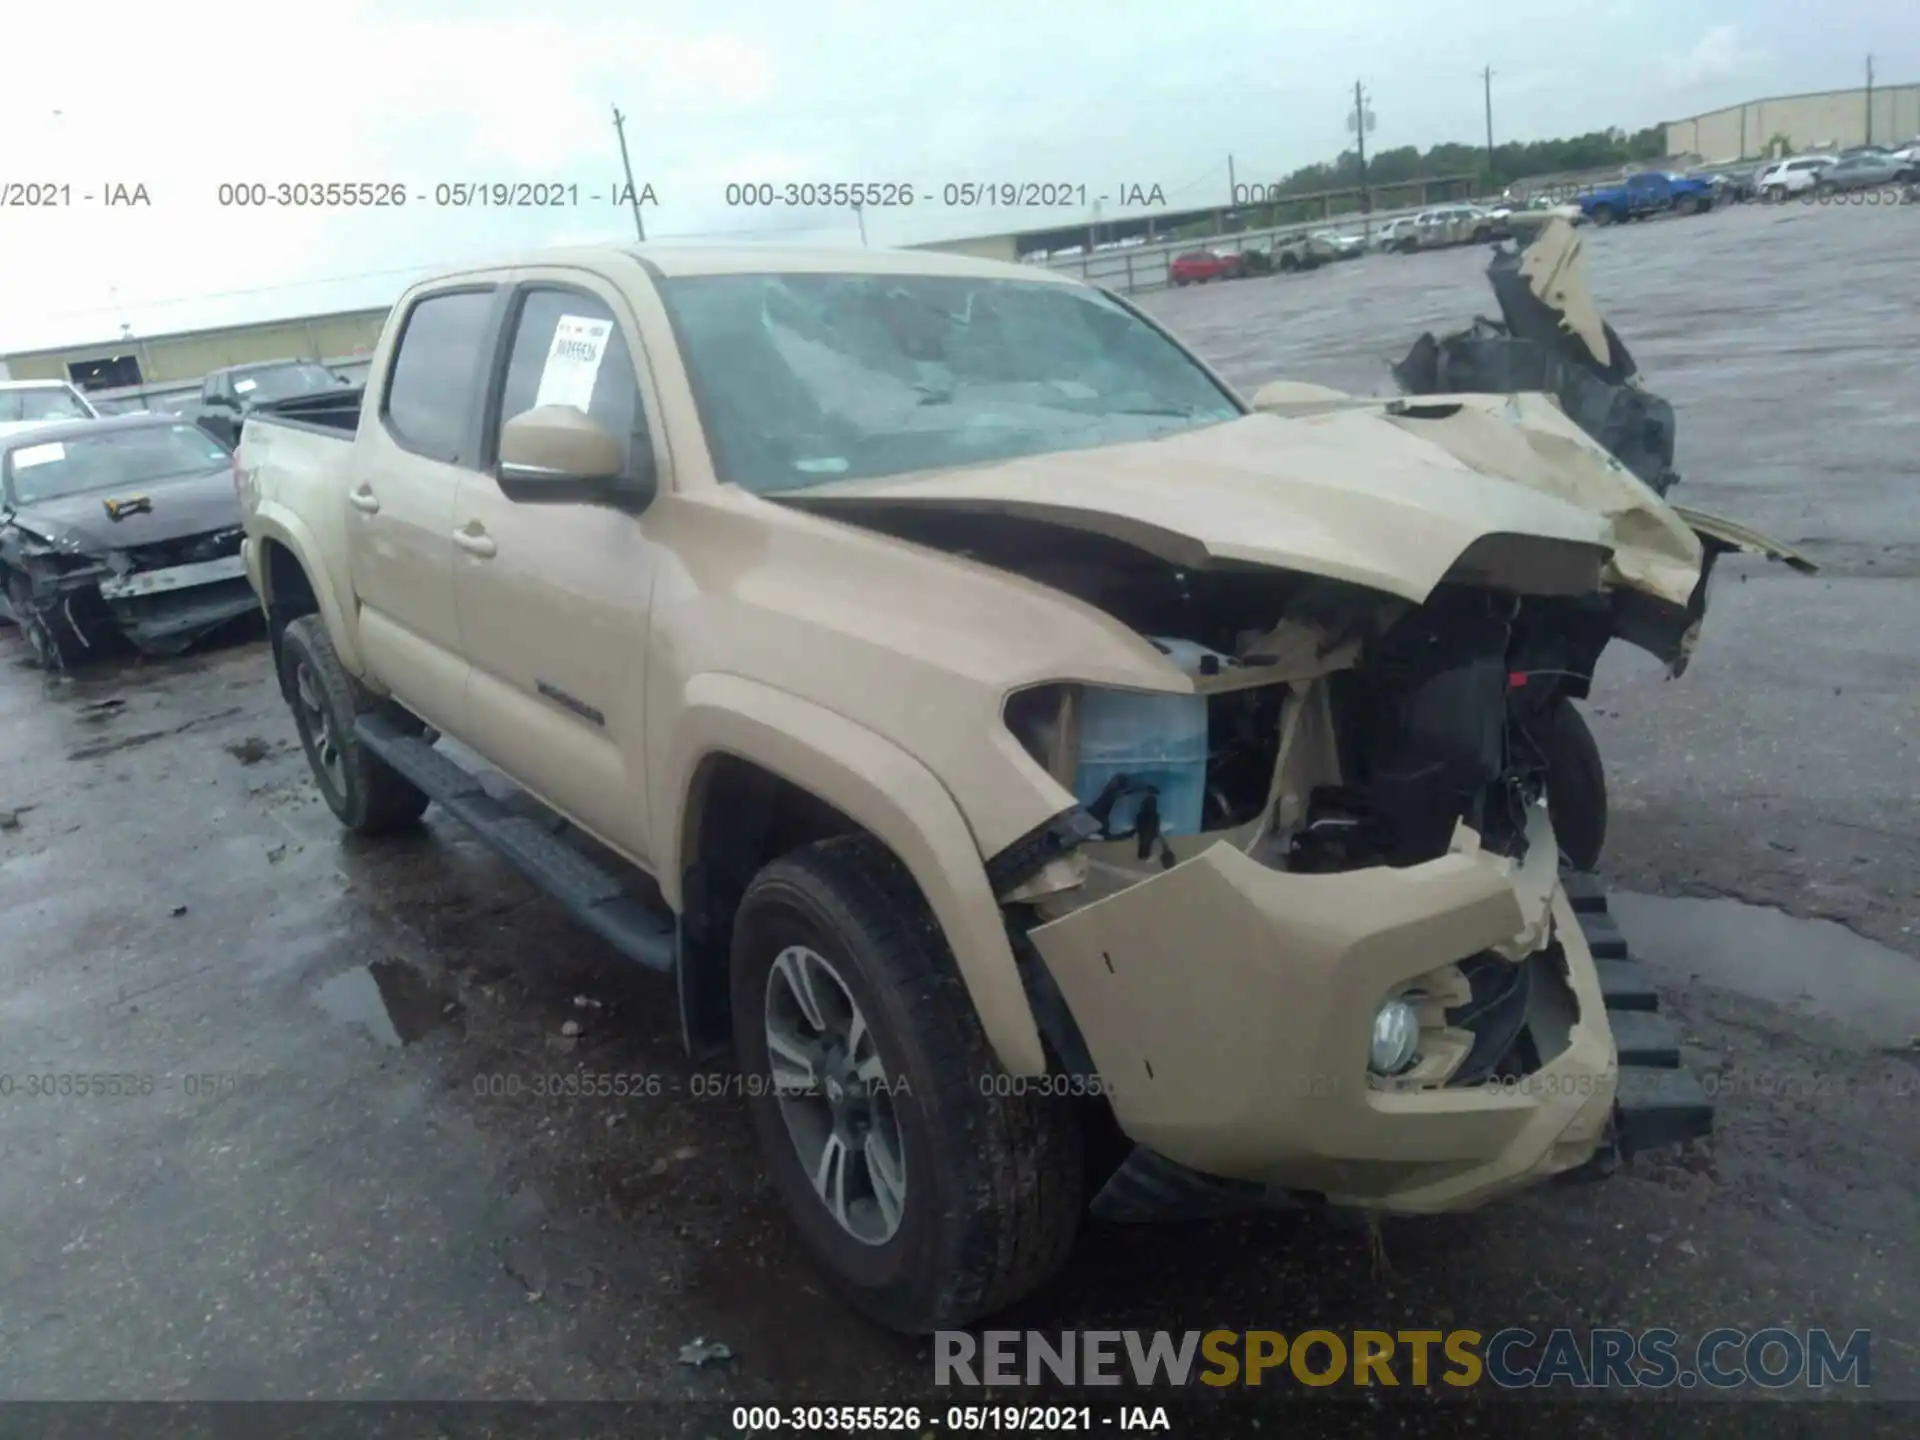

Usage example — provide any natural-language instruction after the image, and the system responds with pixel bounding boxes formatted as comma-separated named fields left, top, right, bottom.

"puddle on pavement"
left=1613, top=892, right=1920, bottom=1048
left=315, top=958, right=460, bottom=1048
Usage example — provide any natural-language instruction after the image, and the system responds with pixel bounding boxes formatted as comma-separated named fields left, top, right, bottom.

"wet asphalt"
left=0, top=199, right=1914, bottom=1432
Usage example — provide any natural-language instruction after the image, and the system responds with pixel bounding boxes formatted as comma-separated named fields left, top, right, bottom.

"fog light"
left=1369, top=998, right=1421, bottom=1076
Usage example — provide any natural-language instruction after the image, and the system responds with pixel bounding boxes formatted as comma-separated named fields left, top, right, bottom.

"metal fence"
left=1037, top=199, right=1447, bottom=293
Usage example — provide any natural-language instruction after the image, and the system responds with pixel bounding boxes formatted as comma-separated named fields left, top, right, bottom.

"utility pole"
left=1482, top=66, right=1496, bottom=190
left=1864, top=55, right=1874, bottom=145
left=611, top=105, right=646, bottom=242
left=853, top=200, right=868, bottom=246
left=1348, top=81, right=1376, bottom=241
left=1228, top=153, right=1237, bottom=206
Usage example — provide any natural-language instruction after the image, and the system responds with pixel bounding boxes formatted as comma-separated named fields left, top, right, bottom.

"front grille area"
left=120, top=527, right=244, bottom=571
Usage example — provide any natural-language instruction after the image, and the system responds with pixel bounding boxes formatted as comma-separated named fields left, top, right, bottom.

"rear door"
left=345, top=282, right=507, bottom=736
left=450, top=269, right=670, bottom=863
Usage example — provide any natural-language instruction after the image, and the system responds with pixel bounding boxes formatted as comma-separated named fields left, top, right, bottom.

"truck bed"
left=248, top=385, right=364, bottom=437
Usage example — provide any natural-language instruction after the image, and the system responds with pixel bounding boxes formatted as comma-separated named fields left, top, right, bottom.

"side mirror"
left=498, top=405, right=654, bottom=508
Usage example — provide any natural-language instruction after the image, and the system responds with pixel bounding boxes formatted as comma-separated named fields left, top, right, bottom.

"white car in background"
left=1373, top=216, right=1419, bottom=251
left=0, top=380, right=101, bottom=439
left=1756, top=155, right=1839, bottom=197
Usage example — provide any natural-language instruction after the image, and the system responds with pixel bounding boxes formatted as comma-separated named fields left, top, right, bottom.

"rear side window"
left=384, top=289, right=496, bottom=464
left=494, top=289, right=648, bottom=475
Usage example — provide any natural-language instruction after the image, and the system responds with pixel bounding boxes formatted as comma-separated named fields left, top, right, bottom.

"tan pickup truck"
left=238, top=241, right=1775, bottom=1334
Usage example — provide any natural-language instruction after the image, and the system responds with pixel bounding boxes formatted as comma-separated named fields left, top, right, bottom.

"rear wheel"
left=278, top=615, right=429, bottom=833
left=1542, top=699, right=1607, bottom=872
left=1674, top=194, right=1699, bottom=215
left=731, top=834, right=1083, bottom=1334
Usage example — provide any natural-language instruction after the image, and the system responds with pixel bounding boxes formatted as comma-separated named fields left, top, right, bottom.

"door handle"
left=454, top=526, right=497, bottom=559
left=348, top=487, right=380, bottom=514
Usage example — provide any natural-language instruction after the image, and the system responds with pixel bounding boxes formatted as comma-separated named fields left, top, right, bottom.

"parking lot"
left=1, top=199, right=1914, bottom=1428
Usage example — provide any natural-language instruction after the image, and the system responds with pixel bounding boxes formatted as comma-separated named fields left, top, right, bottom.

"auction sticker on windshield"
left=535, top=315, right=612, bottom=411
left=11, top=442, right=64, bottom=468
left=234, top=379, right=258, bottom=394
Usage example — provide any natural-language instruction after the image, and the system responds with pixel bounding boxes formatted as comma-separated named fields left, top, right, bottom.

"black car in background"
left=189, top=358, right=349, bottom=447
left=0, top=416, right=255, bottom=668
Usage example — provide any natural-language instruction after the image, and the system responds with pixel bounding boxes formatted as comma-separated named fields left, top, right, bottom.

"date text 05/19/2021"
left=731, top=1404, right=1173, bottom=1432
left=720, top=181, right=1168, bottom=208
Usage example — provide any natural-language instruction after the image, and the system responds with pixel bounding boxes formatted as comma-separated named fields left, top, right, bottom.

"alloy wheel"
left=763, top=944, right=907, bottom=1245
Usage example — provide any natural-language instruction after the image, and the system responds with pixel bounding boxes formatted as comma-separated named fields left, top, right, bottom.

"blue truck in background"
left=1578, top=171, right=1716, bottom=225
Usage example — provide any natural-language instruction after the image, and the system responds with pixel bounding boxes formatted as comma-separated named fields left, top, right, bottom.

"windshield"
left=231, top=363, right=339, bottom=402
left=0, top=388, right=93, bottom=424
left=654, top=273, right=1242, bottom=494
left=4, top=423, right=231, bottom=505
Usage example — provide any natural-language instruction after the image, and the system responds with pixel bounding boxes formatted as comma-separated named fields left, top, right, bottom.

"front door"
left=451, top=274, right=669, bottom=865
left=345, top=284, right=504, bottom=735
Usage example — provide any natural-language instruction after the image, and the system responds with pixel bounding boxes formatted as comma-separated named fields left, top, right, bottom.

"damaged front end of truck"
left=771, top=244, right=1822, bottom=1223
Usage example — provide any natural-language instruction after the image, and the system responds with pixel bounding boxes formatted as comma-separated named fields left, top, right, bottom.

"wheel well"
left=676, top=753, right=866, bottom=1057
left=261, top=539, right=319, bottom=699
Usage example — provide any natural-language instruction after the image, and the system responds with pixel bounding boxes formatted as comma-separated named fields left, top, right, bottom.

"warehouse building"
left=1665, top=81, right=1920, bottom=160
left=0, top=307, right=388, bottom=405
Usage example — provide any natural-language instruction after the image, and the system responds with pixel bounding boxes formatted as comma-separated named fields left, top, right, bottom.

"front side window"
left=656, top=272, right=1242, bottom=495
left=494, top=289, right=647, bottom=473
left=4, top=423, right=231, bottom=505
left=384, top=289, right=497, bottom=464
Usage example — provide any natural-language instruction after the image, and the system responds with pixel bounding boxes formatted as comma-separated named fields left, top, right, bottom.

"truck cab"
left=193, top=359, right=347, bottom=448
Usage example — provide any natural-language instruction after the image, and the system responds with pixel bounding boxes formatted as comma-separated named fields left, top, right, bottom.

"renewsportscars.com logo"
left=935, top=1328, right=1872, bottom=1390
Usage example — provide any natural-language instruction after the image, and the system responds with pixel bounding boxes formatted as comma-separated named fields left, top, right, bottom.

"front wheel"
left=6, top=575, right=83, bottom=671
left=278, top=615, right=429, bottom=833
left=1591, top=205, right=1617, bottom=226
left=1542, top=699, right=1607, bottom=872
left=731, top=835, right=1084, bottom=1333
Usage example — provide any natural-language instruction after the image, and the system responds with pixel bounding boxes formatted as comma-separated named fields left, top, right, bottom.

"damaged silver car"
left=0, top=416, right=256, bottom=668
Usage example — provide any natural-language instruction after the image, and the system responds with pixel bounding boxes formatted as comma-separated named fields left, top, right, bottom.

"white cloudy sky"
left=0, top=0, right=1910, bottom=349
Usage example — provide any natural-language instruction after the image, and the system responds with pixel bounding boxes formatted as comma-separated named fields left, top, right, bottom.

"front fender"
left=659, top=673, right=1048, bottom=1077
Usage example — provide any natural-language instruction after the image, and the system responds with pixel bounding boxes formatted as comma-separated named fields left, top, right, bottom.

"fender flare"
left=662, top=672, right=1048, bottom=1077
left=248, top=505, right=366, bottom=678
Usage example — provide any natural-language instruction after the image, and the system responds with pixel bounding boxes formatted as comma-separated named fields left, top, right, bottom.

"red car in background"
left=1168, top=249, right=1241, bottom=285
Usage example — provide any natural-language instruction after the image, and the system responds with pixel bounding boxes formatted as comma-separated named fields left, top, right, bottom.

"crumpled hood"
left=776, top=410, right=1668, bottom=606
left=8, top=467, right=240, bottom=553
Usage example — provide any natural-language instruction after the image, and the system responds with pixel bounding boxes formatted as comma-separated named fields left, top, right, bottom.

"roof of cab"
left=407, top=243, right=1078, bottom=287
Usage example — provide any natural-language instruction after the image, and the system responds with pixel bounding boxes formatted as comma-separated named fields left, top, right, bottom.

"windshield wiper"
left=1106, top=402, right=1211, bottom=418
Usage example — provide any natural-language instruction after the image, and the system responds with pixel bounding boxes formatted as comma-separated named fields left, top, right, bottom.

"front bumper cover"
left=1027, top=836, right=1711, bottom=1219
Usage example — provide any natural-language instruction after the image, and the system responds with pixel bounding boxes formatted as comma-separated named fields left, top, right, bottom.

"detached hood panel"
left=777, top=413, right=1617, bottom=605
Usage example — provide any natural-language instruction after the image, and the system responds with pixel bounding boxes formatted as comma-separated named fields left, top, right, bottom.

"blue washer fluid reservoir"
left=1071, top=637, right=1225, bottom=838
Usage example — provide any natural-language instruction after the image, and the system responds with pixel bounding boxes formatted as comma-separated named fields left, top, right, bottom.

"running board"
left=354, top=713, right=675, bottom=972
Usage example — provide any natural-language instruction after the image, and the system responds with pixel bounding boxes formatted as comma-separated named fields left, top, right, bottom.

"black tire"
left=1591, top=205, right=1617, bottom=226
left=1542, top=699, right=1607, bottom=872
left=1279, top=253, right=1298, bottom=272
left=278, top=614, right=429, bottom=833
left=731, top=834, right=1084, bottom=1334
left=6, top=574, right=84, bottom=671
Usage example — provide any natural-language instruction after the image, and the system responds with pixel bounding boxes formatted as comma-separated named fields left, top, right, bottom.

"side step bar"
left=1570, top=875, right=1713, bottom=1159
left=354, top=713, right=676, bottom=973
